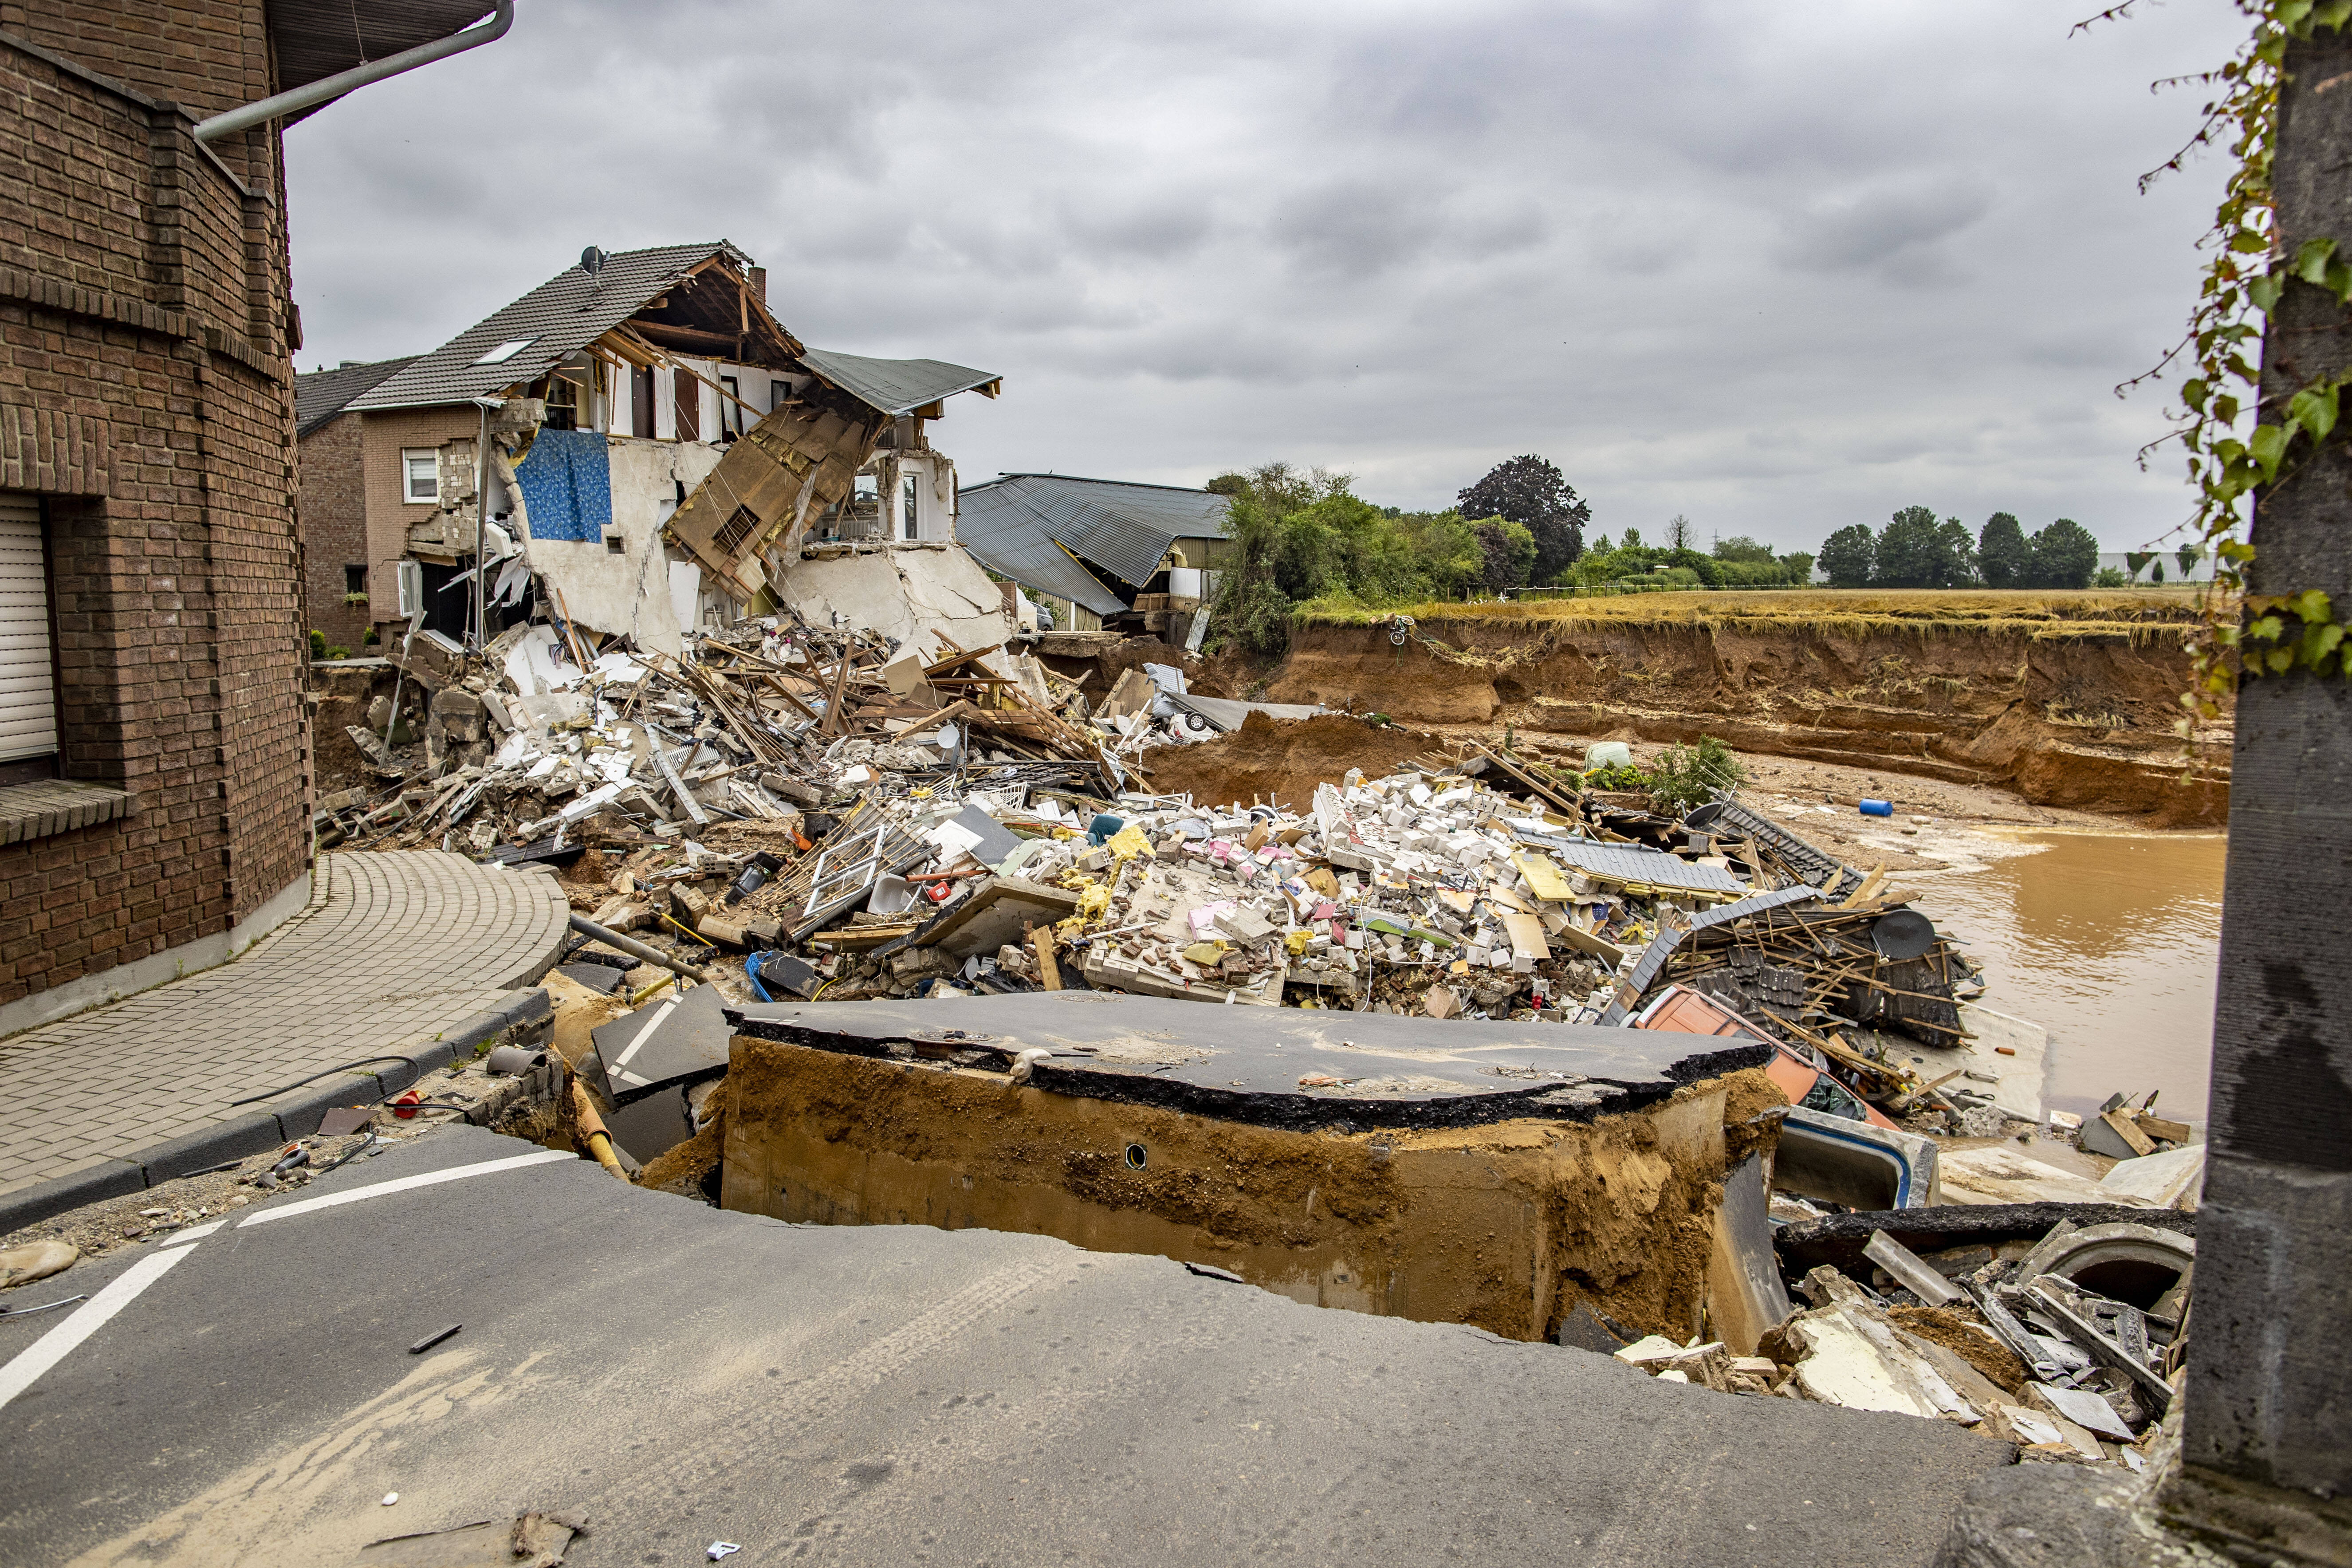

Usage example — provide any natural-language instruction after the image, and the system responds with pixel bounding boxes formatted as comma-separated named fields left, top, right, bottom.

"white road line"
left=609, top=999, right=677, bottom=1073
left=236, top=1148, right=576, bottom=1229
left=160, top=1220, right=226, bottom=1246
left=0, top=1246, right=196, bottom=1412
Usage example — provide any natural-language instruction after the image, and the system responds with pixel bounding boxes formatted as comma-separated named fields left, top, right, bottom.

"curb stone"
left=0, top=987, right=554, bottom=1237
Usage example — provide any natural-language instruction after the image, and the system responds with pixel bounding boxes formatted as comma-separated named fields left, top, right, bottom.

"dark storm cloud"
left=283, top=0, right=2250, bottom=552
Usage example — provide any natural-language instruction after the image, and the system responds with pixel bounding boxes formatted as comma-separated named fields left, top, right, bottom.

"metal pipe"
left=567, top=914, right=719, bottom=983
left=569, top=1078, right=630, bottom=1182
left=472, top=400, right=492, bottom=649
left=194, top=0, right=515, bottom=143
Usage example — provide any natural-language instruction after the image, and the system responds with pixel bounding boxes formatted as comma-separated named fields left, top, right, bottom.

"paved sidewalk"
left=0, top=851, right=570, bottom=1202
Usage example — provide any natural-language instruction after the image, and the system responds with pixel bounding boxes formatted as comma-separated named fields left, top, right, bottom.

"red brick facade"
left=299, top=412, right=369, bottom=651
left=0, top=8, right=311, bottom=1011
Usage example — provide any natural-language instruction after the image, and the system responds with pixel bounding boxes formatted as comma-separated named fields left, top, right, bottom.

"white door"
left=0, top=491, right=58, bottom=763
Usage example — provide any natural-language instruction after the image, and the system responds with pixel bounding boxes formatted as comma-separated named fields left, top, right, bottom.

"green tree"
left=1456, top=455, right=1590, bottom=582
left=1873, top=505, right=1942, bottom=586
left=1931, top=517, right=1979, bottom=587
left=2027, top=519, right=2100, bottom=589
left=1978, top=512, right=2030, bottom=589
left=1711, top=535, right=1778, bottom=565
left=1818, top=525, right=1876, bottom=587
left=1472, top=518, right=1536, bottom=591
left=1621, top=526, right=1644, bottom=549
left=1779, top=550, right=1815, bottom=584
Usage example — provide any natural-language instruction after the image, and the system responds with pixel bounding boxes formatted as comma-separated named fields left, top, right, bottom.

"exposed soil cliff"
left=1221, top=595, right=2230, bottom=826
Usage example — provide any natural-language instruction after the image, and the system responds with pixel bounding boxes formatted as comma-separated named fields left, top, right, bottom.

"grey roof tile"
left=346, top=242, right=743, bottom=413
left=294, top=356, right=417, bottom=437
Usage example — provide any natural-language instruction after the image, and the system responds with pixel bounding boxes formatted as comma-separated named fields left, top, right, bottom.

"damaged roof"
left=799, top=350, right=1000, bottom=417
left=294, top=356, right=417, bottom=438
left=347, top=242, right=762, bottom=414
left=957, top=474, right=1231, bottom=605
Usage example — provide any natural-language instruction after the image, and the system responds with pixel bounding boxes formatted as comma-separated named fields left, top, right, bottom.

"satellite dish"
left=934, top=723, right=960, bottom=752
left=579, top=246, right=607, bottom=276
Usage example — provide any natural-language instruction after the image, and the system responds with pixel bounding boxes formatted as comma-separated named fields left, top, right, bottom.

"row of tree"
left=1817, top=508, right=2128, bottom=590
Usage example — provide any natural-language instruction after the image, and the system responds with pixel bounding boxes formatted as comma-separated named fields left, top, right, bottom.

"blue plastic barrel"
left=1858, top=798, right=1893, bottom=817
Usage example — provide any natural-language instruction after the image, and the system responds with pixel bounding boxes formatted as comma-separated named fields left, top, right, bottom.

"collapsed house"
left=956, top=473, right=1231, bottom=644
left=309, top=241, right=1011, bottom=658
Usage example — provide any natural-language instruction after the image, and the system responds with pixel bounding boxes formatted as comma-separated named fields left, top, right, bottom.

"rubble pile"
left=1599, top=1208, right=2197, bottom=1474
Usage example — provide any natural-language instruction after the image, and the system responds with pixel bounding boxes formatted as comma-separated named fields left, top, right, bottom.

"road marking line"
left=610, top=1000, right=677, bottom=1073
left=236, top=1149, right=575, bottom=1229
left=160, top=1220, right=226, bottom=1246
left=0, top=1246, right=195, bottom=1412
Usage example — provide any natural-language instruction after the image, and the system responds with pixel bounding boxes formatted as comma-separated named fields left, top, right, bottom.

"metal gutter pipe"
left=193, top=0, right=515, bottom=144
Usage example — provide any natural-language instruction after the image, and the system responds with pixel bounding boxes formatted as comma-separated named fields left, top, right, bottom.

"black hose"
left=228, top=1054, right=427, bottom=1108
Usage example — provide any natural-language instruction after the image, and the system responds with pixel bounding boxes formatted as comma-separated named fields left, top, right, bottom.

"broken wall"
left=774, top=546, right=1013, bottom=652
left=514, top=437, right=724, bottom=657
left=720, top=1036, right=1778, bottom=1344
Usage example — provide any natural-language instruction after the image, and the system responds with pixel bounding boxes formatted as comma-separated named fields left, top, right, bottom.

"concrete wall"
left=524, top=436, right=723, bottom=656
left=0, top=8, right=312, bottom=1013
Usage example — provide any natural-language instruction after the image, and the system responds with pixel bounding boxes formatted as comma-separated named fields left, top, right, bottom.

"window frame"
left=401, top=448, right=440, bottom=506
left=901, top=473, right=921, bottom=541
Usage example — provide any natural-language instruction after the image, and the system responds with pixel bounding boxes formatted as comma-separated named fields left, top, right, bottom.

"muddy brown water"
left=1901, top=829, right=2227, bottom=1130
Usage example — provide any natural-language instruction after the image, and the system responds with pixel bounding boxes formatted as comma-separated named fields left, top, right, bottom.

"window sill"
left=0, top=780, right=139, bottom=846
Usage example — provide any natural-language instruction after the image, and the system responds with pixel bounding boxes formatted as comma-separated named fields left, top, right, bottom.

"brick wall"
left=298, top=412, right=368, bottom=650
left=0, top=8, right=310, bottom=1011
left=360, top=405, right=476, bottom=633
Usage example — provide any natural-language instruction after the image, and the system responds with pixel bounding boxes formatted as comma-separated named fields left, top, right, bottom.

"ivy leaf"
left=2289, top=383, right=2341, bottom=440
left=2248, top=273, right=2286, bottom=312
left=2280, top=0, right=2316, bottom=24
left=2294, top=236, right=2339, bottom=283
left=2249, top=422, right=2291, bottom=478
left=2214, top=393, right=2242, bottom=424
left=2290, top=588, right=2336, bottom=623
left=2183, top=377, right=2211, bottom=413
left=2250, top=614, right=2286, bottom=642
left=2304, top=621, right=2346, bottom=674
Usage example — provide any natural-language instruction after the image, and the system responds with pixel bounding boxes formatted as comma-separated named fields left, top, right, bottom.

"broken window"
left=673, top=368, right=700, bottom=442
left=402, top=450, right=438, bottom=504
left=714, top=505, right=759, bottom=555
left=344, top=564, right=367, bottom=596
left=631, top=365, right=655, bottom=439
left=719, top=375, right=742, bottom=438
left=902, top=473, right=921, bottom=541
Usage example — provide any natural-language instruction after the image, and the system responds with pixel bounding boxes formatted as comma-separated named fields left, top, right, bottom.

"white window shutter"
left=0, top=492, right=59, bottom=763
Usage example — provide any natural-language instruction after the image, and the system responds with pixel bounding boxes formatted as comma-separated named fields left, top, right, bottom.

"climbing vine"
left=2091, top=0, right=2352, bottom=743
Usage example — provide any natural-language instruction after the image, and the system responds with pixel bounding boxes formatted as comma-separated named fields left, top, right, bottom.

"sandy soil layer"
left=1208, top=597, right=2232, bottom=826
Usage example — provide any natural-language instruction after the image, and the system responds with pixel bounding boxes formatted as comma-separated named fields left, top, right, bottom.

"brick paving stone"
left=0, top=853, right=570, bottom=1199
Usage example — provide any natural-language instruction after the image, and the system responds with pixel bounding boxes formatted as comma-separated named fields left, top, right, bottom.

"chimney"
left=748, top=266, right=767, bottom=303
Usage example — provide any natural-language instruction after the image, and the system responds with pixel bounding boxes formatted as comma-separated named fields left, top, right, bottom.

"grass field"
left=1291, top=587, right=2210, bottom=639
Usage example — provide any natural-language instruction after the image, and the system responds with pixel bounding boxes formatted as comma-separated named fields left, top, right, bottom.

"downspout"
left=193, top=0, right=516, bottom=144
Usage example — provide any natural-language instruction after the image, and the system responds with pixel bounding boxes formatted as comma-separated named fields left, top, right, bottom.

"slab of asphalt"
left=0, top=1124, right=2010, bottom=1566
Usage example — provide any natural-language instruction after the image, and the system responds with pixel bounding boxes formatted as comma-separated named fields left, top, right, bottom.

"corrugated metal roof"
left=957, top=474, right=1230, bottom=598
left=294, top=357, right=417, bottom=438
left=798, top=350, right=999, bottom=417
left=955, top=480, right=1128, bottom=617
left=1543, top=839, right=1750, bottom=896
left=346, top=243, right=743, bottom=413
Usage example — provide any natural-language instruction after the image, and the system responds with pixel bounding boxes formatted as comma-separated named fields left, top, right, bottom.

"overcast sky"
left=285, top=0, right=2247, bottom=554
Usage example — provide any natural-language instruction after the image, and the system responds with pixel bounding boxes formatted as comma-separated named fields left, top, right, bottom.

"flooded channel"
left=1897, top=829, right=2227, bottom=1130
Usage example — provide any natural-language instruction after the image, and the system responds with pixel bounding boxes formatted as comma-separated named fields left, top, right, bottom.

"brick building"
left=294, top=356, right=414, bottom=652
left=0, top=2, right=505, bottom=1033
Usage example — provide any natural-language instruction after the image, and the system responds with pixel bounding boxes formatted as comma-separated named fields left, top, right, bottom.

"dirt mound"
left=1137, top=712, right=1435, bottom=809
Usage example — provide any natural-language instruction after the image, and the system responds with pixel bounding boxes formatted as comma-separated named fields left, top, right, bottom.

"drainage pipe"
left=569, top=1078, right=630, bottom=1182
left=567, top=913, right=720, bottom=983
left=194, top=0, right=515, bottom=143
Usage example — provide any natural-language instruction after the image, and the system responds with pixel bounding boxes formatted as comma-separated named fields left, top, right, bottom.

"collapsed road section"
left=719, top=990, right=1786, bottom=1347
